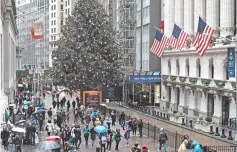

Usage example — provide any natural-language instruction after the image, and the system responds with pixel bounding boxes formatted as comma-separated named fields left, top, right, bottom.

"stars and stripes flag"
left=150, top=30, right=169, bottom=57
left=169, top=24, right=188, bottom=50
left=192, top=17, right=214, bottom=56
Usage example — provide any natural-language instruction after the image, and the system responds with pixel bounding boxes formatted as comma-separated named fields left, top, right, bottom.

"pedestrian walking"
left=113, top=129, right=121, bottom=150
left=132, top=118, right=138, bottom=136
left=106, top=116, right=112, bottom=129
left=52, top=100, right=56, bottom=109
left=158, top=128, right=168, bottom=152
left=138, top=119, right=143, bottom=138
left=74, top=127, right=82, bottom=149
left=90, top=125, right=96, bottom=146
left=99, top=133, right=107, bottom=152
left=124, top=128, right=130, bottom=146
left=106, top=129, right=113, bottom=152
left=67, top=100, right=70, bottom=112
left=45, top=120, right=54, bottom=136
left=83, top=125, right=90, bottom=146
left=1, top=127, right=10, bottom=151
left=111, top=112, right=116, bottom=126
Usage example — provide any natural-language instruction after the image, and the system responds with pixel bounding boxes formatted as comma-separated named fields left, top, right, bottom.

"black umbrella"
left=36, top=141, right=61, bottom=150
left=15, top=120, right=26, bottom=125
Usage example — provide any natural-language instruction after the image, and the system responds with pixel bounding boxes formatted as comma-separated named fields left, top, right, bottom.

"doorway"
left=222, top=96, right=230, bottom=119
left=176, top=88, right=180, bottom=111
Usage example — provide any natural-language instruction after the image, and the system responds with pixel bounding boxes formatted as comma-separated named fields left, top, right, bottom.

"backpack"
left=106, top=134, right=111, bottom=142
left=101, top=135, right=107, bottom=144
left=159, top=133, right=167, bottom=143
left=48, top=110, right=52, bottom=116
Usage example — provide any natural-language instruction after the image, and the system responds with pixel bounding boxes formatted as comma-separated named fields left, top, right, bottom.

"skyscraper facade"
left=16, top=0, right=49, bottom=69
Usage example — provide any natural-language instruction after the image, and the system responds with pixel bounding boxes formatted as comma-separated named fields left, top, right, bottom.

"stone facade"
left=0, top=0, right=18, bottom=120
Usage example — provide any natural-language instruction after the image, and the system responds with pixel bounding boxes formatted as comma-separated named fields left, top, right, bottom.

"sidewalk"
left=107, top=102, right=237, bottom=146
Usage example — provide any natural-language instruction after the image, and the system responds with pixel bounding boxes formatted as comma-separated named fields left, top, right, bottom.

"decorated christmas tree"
left=52, top=0, right=123, bottom=90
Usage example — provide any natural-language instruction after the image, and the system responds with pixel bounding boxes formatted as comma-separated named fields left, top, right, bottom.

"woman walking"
left=45, top=120, right=53, bottom=136
left=106, top=129, right=113, bottom=152
left=90, top=125, right=96, bottom=146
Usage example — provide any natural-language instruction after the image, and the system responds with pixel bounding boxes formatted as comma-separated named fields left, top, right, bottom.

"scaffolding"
left=118, top=0, right=136, bottom=103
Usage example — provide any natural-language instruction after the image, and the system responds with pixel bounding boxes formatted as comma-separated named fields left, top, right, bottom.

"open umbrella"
left=36, top=140, right=61, bottom=150
left=33, top=109, right=45, bottom=114
left=12, top=127, right=26, bottom=133
left=15, top=120, right=26, bottom=125
left=94, top=125, right=108, bottom=134
left=100, top=104, right=107, bottom=107
left=8, top=104, right=15, bottom=107
left=45, top=136, right=61, bottom=141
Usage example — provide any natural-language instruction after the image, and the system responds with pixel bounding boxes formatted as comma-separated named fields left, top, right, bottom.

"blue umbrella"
left=91, top=112, right=97, bottom=118
left=94, top=125, right=108, bottom=134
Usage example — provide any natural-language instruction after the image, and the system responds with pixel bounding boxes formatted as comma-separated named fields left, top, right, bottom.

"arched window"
left=209, top=58, right=214, bottom=79
left=176, top=59, right=180, bottom=75
left=185, top=58, right=189, bottom=76
left=168, top=59, right=171, bottom=74
left=196, top=58, right=201, bottom=77
left=223, top=58, right=229, bottom=80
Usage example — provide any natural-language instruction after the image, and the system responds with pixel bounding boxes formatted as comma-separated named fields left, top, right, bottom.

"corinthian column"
left=206, top=0, right=220, bottom=35
left=164, top=0, right=175, bottom=37
left=194, top=0, right=206, bottom=31
left=174, top=0, right=184, bottom=27
left=183, top=0, right=194, bottom=35
left=220, top=0, right=235, bottom=37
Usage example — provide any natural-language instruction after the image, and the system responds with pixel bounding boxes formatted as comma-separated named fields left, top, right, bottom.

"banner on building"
left=227, top=47, right=235, bottom=77
left=128, top=75, right=161, bottom=83
left=30, top=17, right=44, bottom=40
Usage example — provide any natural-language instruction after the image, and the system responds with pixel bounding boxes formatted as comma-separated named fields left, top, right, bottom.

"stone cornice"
left=162, top=44, right=236, bottom=56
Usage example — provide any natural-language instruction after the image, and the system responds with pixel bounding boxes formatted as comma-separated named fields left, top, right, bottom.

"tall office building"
left=16, top=0, right=49, bottom=69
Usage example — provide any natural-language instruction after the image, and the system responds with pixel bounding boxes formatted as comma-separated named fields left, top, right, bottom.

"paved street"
left=1, top=95, right=174, bottom=152
left=106, top=103, right=236, bottom=146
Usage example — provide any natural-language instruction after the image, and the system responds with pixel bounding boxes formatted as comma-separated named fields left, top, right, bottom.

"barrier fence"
left=106, top=106, right=237, bottom=152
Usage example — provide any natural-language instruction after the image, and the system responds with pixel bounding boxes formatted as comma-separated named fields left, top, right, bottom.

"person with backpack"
left=48, top=108, right=53, bottom=118
left=99, top=132, right=107, bottom=152
left=106, top=129, right=113, bottom=152
left=158, top=128, right=168, bottom=152
left=83, top=125, right=90, bottom=146
left=113, top=129, right=121, bottom=150
left=72, top=100, right=76, bottom=109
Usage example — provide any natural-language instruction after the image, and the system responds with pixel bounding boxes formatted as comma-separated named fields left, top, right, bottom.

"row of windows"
left=51, top=13, right=56, bottom=18
left=51, top=5, right=56, bottom=11
left=65, top=8, right=70, bottom=15
left=51, top=36, right=56, bottom=41
left=65, top=0, right=70, bottom=6
left=167, top=58, right=229, bottom=80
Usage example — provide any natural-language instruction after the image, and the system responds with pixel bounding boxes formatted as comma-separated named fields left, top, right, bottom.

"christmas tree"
left=52, top=0, right=123, bottom=90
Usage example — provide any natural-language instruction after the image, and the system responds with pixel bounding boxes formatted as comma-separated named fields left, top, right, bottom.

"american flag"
left=169, top=24, right=188, bottom=50
left=150, top=30, right=169, bottom=57
left=192, top=17, right=214, bottom=56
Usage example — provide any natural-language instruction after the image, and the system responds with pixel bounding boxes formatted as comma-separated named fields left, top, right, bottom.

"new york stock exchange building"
left=159, top=0, right=237, bottom=133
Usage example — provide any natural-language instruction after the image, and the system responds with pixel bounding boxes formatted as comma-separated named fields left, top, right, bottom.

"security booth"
left=128, top=71, right=161, bottom=107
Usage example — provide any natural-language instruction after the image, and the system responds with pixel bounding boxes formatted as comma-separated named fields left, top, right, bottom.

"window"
left=54, top=20, right=56, bottom=25
left=51, top=5, right=53, bottom=10
left=196, top=58, right=201, bottom=77
left=51, top=13, right=53, bottom=18
left=168, top=87, right=171, bottom=102
left=51, top=21, right=53, bottom=25
left=51, top=0, right=53, bottom=3
left=54, top=5, right=56, bottom=10
left=54, top=28, right=56, bottom=33
left=168, top=60, right=171, bottom=74
left=66, top=9, right=67, bottom=15
left=54, top=36, right=56, bottom=40
left=51, top=28, right=53, bottom=33
left=176, top=59, right=180, bottom=75
left=18, top=1, right=20, bottom=5
left=208, top=58, right=214, bottom=78
left=51, top=36, right=53, bottom=40
left=68, top=8, right=70, bottom=14
left=185, top=58, right=189, bottom=76
left=61, top=5, right=63, bottom=10
left=66, top=1, right=67, bottom=6
left=68, top=0, right=70, bottom=5
left=54, top=13, right=56, bottom=17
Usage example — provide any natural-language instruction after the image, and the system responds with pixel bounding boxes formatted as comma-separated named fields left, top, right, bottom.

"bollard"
left=157, top=112, right=159, bottom=117
left=160, top=112, right=162, bottom=117
left=209, top=126, right=214, bottom=134
left=163, top=113, right=165, bottom=118
left=228, top=130, right=233, bottom=140
left=215, top=127, right=220, bottom=136
left=96, top=147, right=101, bottom=152
left=221, top=129, right=226, bottom=138
left=189, top=120, right=193, bottom=128
left=181, top=118, right=185, bottom=125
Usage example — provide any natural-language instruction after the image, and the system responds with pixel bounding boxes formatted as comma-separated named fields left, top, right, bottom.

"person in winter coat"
left=67, top=100, right=70, bottom=112
left=45, top=120, right=54, bottom=136
left=83, top=125, right=90, bottom=146
left=85, top=113, right=91, bottom=124
left=178, top=139, right=188, bottom=152
left=74, top=127, right=82, bottom=149
left=132, top=119, right=138, bottom=136
left=95, top=118, right=101, bottom=126
left=1, top=127, right=9, bottom=151
left=111, top=112, right=116, bottom=126
left=106, top=116, right=112, bottom=129
left=192, top=140, right=203, bottom=152
left=48, top=108, right=53, bottom=118
left=106, top=129, right=113, bottom=152
left=72, top=100, right=76, bottom=109
left=159, top=128, right=168, bottom=152
left=90, top=125, right=96, bottom=146
left=124, top=128, right=130, bottom=146
left=99, top=132, right=107, bottom=152
left=52, top=100, right=56, bottom=109
left=113, top=129, right=121, bottom=150
left=138, top=119, right=143, bottom=138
